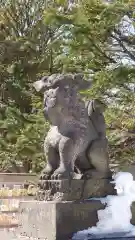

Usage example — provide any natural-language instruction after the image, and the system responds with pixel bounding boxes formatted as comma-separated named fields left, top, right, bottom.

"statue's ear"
left=74, top=73, right=92, bottom=90
left=33, top=76, right=48, bottom=92
left=92, top=99, right=106, bottom=112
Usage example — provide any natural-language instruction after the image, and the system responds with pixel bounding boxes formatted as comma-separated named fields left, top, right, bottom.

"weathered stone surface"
left=18, top=200, right=105, bottom=240
left=87, top=236, right=135, bottom=240
left=33, top=74, right=111, bottom=181
left=36, top=179, right=115, bottom=201
left=85, top=232, right=135, bottom=240
left=88, top=238, right=135, bottom=240
left=131, top=202, right=135, bottom=225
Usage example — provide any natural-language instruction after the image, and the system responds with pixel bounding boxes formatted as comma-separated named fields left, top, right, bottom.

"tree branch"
left=111, top=33, right=135, bottom=62
left=87, top=36, right=117, bottom=64
left=114, top=29, right=133, bottom=45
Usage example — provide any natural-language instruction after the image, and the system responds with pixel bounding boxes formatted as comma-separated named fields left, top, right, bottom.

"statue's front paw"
left=81, top=170, right=92, bottom=180
left=51, top=168, right=73, bottom=180
left=40, top=173, right=50, bottom=180
left=40, top=167, right=53, bottom=180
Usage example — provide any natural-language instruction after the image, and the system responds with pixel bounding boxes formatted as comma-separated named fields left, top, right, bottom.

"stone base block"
left=131, top=202, right=135, bottom=225
left=37, top=179, right=115, bottom=201
left=88, top=236, right=135, bottom=240
left=18, top=200, right=105, bottom=240
left=84, top=232, right=135, bottom=240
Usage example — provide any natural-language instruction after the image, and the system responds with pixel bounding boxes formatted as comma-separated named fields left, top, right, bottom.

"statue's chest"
left=47, top=126, right=62, bottom=148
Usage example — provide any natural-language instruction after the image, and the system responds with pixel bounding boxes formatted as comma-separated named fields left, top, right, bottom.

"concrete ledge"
left=87, top=237, right=135, bottom=240
left=18, top=200, right=105, bottom=240
left=0, top=173, right=38, bottom=183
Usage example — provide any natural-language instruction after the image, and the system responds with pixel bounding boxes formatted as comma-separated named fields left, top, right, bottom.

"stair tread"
left=0, top=229, right=32, bottom=239
left=0, top=224, right=18, bottom=228
left=0, top=180, right=36, bottom=238
left=0, top=196, right=34, bottom=199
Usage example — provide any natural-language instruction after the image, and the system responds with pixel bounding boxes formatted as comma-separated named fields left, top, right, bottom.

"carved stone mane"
left=54, top=86, right=88, bottom=121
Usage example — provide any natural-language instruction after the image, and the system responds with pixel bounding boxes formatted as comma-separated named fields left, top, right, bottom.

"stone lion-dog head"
left=33, top=74, right=92, bottom=125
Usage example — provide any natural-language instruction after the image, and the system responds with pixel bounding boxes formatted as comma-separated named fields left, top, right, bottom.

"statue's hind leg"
left=83, top=138, right=112, bottom=179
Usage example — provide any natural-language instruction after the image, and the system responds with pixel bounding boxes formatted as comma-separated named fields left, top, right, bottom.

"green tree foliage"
left=0, top=0, right=58, bottom=172
left=41, top=0, right=135, bottom=169
left=0, top=0, right=135, bottom=172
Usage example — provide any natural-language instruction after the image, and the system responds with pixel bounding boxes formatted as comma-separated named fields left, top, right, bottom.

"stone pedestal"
left=17, top=179, right=115, bottom=240
left=131, top=202, right=135, bottom=225
left=36, top=178, right=115, bottom=201
left=18, top=200, right=105, bottom=240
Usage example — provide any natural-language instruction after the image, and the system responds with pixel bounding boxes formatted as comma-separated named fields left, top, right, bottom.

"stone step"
left=0, top=202, right=19, bottom=229
left=0, top=197, right=34, bottom=215
left=0, top=173, right=37, bottom=183
left=0, top=185, right=36, bottom=199
left=0, top=195, right=35, bottom=230
left=0, top=212, right=18, bottom=228
left=0, top=182, right=36, bottom=188
left=0, top=194, right=35, bottom=199
left=0, top=228, right=32, bottom=239
left=0, top=198, right=34, bottom=212
left=0, top=182, right=36, bottom=190
left=0, top=177, right=37, bottom=237
left=0, top=182, right=28, bottom=187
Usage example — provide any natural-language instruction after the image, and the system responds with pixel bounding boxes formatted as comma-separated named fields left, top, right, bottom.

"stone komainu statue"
left=33, top=74, right=111, bottom=180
